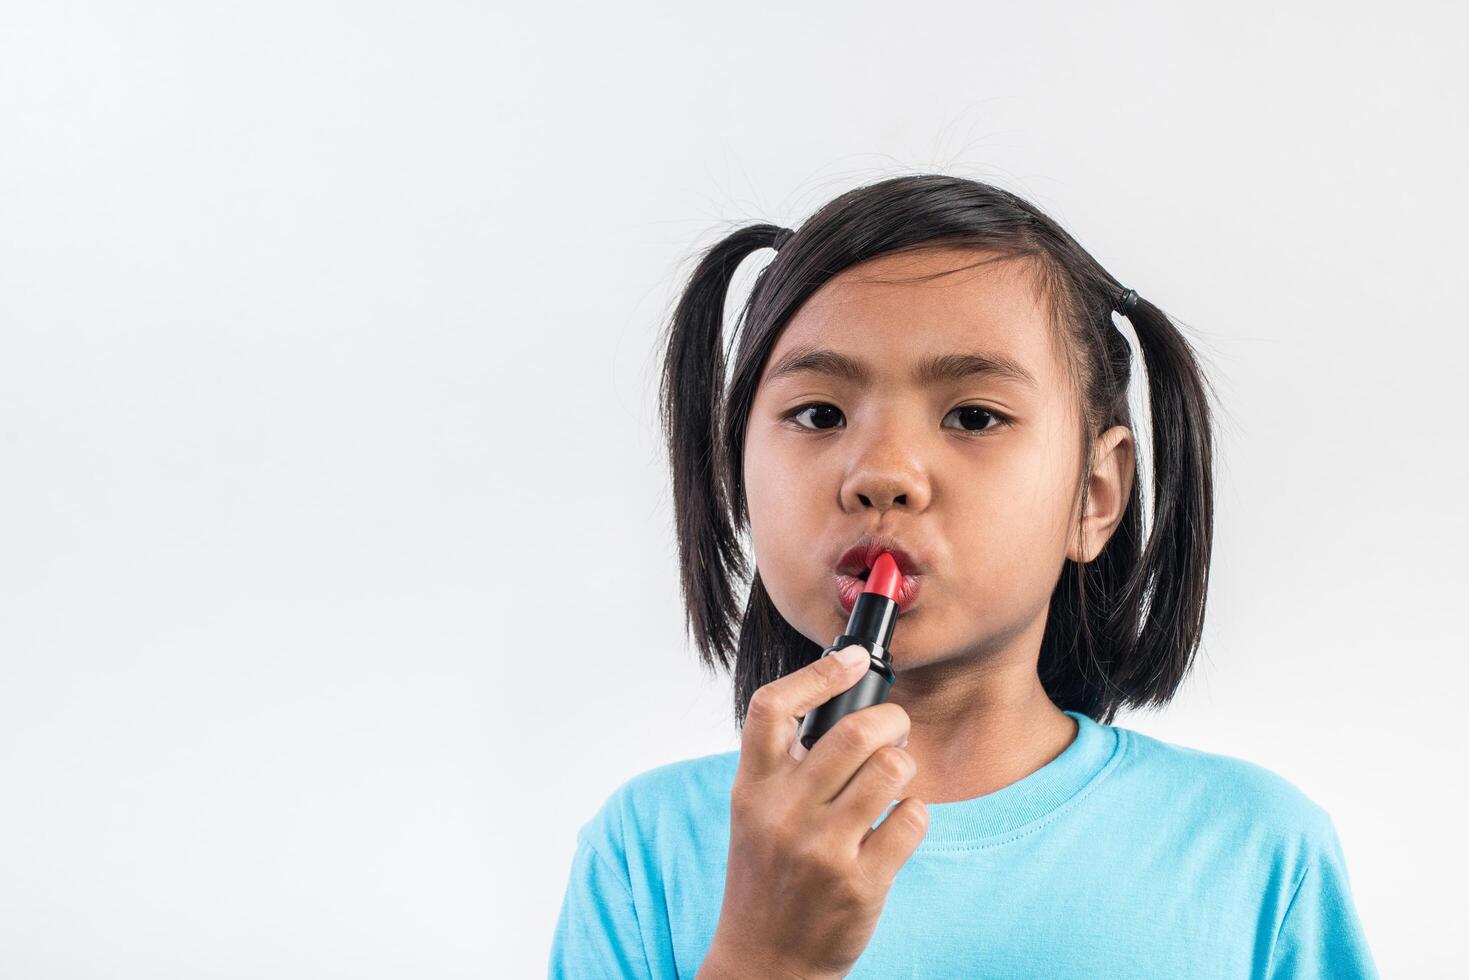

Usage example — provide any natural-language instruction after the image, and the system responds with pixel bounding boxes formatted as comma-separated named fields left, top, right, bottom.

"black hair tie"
left=771, top=227, right=794, bottom=251
left=1116, top=288, right=1140, bottom=315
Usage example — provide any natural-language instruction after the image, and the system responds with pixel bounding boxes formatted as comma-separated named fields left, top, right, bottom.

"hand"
left=698, top=645, right=928, bottom=979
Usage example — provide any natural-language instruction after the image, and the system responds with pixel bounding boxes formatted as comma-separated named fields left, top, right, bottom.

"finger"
left=787, top=720, right=884, bottom=762
left=740, top=645, right=871, bottom=779
left=796, top=701, right=912, bottom=804
left=788, top=734, right=808, bottom=762
left=827, top=745, right=918, bottom=841
left=857, top=797, right=929, bottom=889
left=789, top=714, right=885, bottom=763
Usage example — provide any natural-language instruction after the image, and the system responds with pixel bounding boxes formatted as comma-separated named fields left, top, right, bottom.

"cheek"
left=743, top=432, right=790, bottom=548
left=945, top=465, right=1075, bottom=597
left=743, top=431, right=831, bottom=625
left=746, top=423, right=808, bottom=487
left=743, top=426, right=821, bottom=530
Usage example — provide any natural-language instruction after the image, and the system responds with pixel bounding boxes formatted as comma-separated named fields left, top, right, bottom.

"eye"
left=783, top=402, right=1011, bottom=435
left=785, top=402, right=845, bottom=431
left=942, top=404, right=1010, bottom=434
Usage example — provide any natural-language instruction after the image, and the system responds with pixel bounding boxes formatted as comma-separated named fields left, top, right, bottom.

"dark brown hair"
left=657, top=173, right=1216, bottom=727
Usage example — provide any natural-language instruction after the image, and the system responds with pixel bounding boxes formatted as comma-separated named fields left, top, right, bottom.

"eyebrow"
left=763, top=344, right=1039, bottom=391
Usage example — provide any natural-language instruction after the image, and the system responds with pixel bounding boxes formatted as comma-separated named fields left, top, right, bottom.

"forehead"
left=761, top=247, right=1061, bottom=389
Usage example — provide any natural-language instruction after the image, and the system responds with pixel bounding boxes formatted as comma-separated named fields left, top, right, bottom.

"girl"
left=548, top=174, right=1377, bottom=978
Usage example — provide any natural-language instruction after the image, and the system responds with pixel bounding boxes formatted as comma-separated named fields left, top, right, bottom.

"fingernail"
left=896, top=736, right=909, bottom=748
left=834, top=646, right=867, bottom=669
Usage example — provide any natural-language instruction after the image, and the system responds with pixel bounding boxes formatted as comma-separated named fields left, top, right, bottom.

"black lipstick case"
left=796, top=589, right=899, bottom=751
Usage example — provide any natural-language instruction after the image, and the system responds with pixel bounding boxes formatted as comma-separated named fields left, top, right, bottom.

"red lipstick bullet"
left=797, top=552, right=902, bottom=751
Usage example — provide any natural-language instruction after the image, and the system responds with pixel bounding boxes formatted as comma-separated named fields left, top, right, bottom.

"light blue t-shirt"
left=549, top=710, right=1377, bottom=978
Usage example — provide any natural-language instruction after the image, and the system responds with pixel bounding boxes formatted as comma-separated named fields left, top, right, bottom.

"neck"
left=884, top=621, right=1078, bottom=805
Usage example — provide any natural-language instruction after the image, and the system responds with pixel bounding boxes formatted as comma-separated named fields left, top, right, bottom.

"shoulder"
left=576, top=750, right=740, bottom=864
left=1108, top=726, right=1376, bottom=973
left=618, top=748, right=742, bottom=804
left=1112, top=725, right=1336, bottom=845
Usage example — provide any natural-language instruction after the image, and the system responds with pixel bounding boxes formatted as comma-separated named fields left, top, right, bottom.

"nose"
left=838, top=425, right=933, bottom=514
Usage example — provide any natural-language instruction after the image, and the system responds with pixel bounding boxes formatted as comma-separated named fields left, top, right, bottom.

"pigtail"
left=657, top=224, right=789, bottom=674
left=1043, top=290, right=1217, bottom=723
left=1115, top=294, right=1216, bottom=707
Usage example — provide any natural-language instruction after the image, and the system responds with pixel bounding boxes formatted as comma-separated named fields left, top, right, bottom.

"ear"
left=1067, top=425, right=1136, bottom=564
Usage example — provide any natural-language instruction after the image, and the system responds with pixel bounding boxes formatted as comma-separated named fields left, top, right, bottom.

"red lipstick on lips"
left=797, top=552, right=903, bottom=752
left=836, top=548, right=922, bottom=614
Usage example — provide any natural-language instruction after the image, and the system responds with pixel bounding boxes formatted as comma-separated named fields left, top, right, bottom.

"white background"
left=2, top=2, right=1464, bottom=977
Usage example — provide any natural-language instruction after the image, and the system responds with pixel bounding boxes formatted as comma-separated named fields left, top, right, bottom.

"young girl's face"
left=743, top=246, right=1129, bottom=671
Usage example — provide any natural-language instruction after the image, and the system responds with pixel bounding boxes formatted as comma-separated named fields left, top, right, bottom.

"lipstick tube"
left=796, top=552, right=902, bottom=751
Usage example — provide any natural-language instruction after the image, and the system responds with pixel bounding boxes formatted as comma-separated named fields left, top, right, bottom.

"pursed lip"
left=831, top=535, right=927, bottom=614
